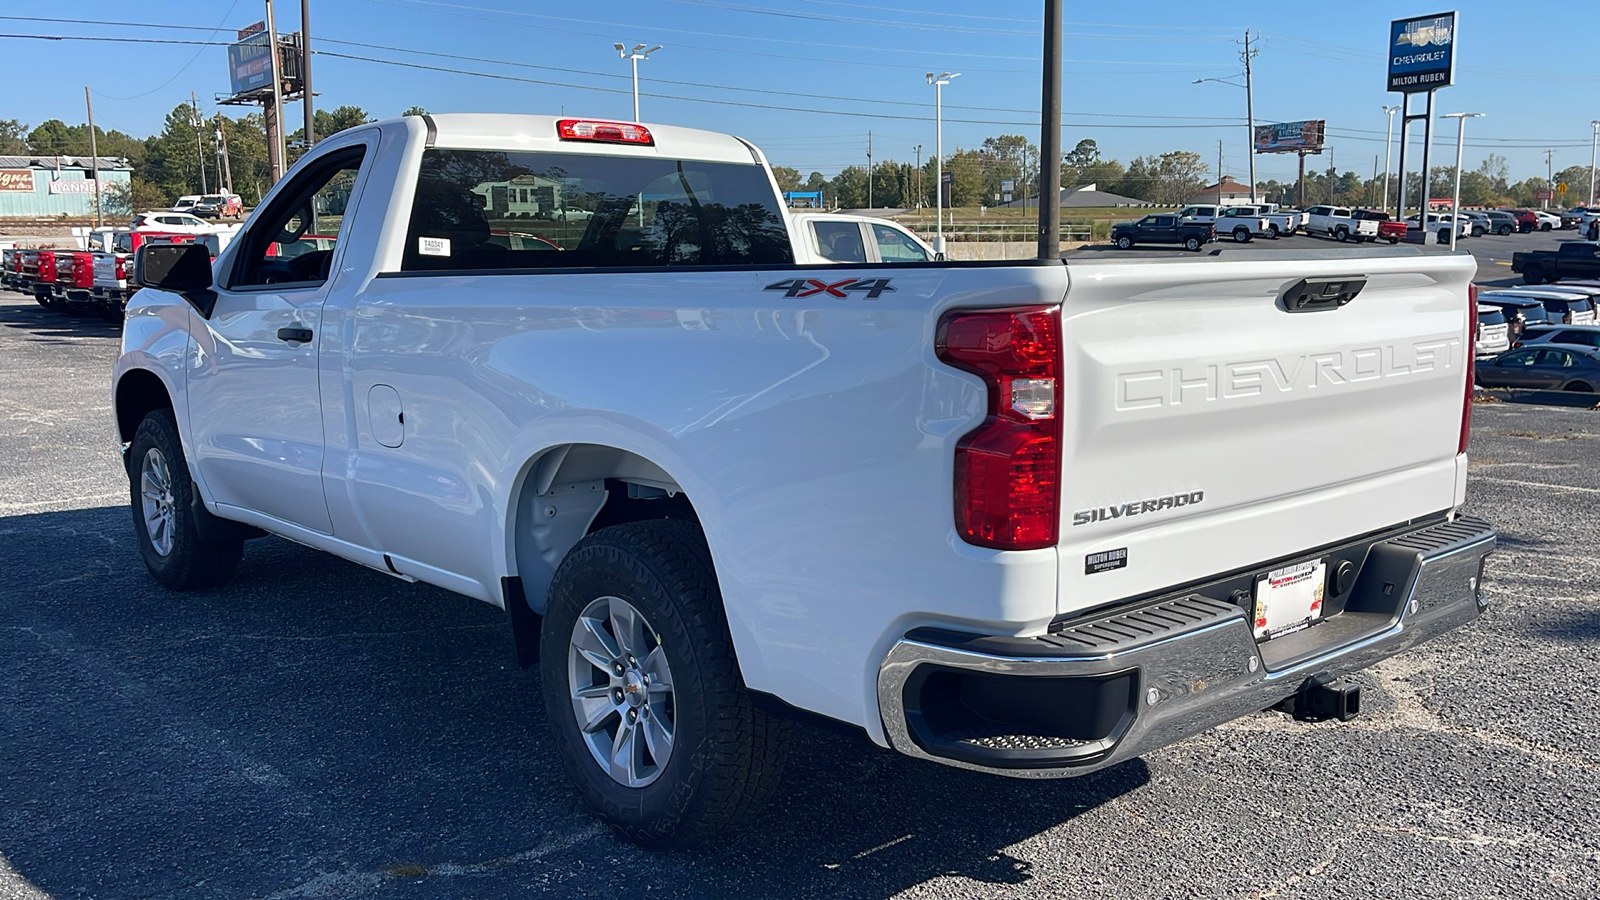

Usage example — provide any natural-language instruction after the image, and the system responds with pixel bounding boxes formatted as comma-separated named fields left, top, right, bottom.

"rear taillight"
left=1460, top=285, right=1477, bottom=455
left=936, top=306, right=1062, bottom=550
left=556, top=119, right=654, bottom=145
left=114, top=257, right=126, bottom=280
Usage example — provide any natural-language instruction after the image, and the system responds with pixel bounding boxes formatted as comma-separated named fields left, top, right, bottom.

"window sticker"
left=418, top=236, right=451, bottom=257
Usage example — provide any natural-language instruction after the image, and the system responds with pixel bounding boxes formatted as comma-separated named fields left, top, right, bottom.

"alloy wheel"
left=567, top=595, right=677, bottom=788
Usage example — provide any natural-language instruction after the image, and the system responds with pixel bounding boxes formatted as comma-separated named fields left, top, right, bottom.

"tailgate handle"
left=1280, top=276, right=1366, bottom=313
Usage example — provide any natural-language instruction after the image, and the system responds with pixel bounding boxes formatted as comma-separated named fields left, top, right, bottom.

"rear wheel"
left=1232, top=227, right=1252, bottom=243
left=1472, top=226, right=1485, bottom=237
left=1540, top=222, right=1553, bottom=232
left=1498, top=225, right=1512, bottom=235
left=1438, top=229, right=1451, bottom=244
left=128, top=409, right=244, bottom=590
left=1334, top=227, right=1348, bottom=243
left=1387, top=235, right=1401, bottom=244
left=540, top=521, right=790, bottom=848
left=1564, top=381, right=1593, bottom=393
left=1115, top=235, right=1133, bottom=250
left=1184, top=236, right=1202, bottom=252
left=1267, top=224, right=1281, bottom=239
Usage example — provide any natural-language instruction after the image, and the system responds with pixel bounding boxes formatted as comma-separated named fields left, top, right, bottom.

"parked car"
left=131, top=211, right=214, bottom=234
left=92, top=231, right=198, bottom=321
left=1501, top=209, right=1540, bottom=233
left=1483, top=288, right=1598, bottom=325
left=1302, top=205, right=1380, bottom=242
left=1477, top=295, right=1551, bottom=342
left=790, top=213, right=937, bottom=264
left=114, top=112, right=1494, bottom=846
left=1176, top=204, right=1267, bottom=242
left=1515, top=323, right=1600, bottom=351
left=1482, top=209, right=1518, bottom=236
left=1476, top=345, right=1600, bottom=391
left=1455, top=210, right=1490, bottom=237
left=169, top=195, right=202, bottom=213
left=1355, top=210, right=1406, bottom=243
left=1511, top=241, right=1600, bottom=284
left=1475, top=305, right=1511, bottom=356
left=1530, top=210, right=1562, bottom=232
left=1558, top=211, right=1582, bottom=230
left=1110, top=213, right=1214, bottom=250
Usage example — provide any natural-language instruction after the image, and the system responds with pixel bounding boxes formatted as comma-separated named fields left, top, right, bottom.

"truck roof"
left=407, top=114, right=764, bottom=166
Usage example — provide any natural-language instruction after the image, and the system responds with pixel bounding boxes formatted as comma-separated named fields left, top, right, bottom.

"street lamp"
left=1382, top=105, right=1400, bottom=218
left=1589, top=120, right=1599, bottom=209
left=614, top=42, right=662, bottom=122
left=1441, top=112, right=1484, bottom=251
left=927, top=71, right=958, bottom=255
left=1192, top=75, right=1256, bottom=203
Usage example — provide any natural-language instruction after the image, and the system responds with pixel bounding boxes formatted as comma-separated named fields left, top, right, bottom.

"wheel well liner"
left=115, top=370, right=173, bottom=444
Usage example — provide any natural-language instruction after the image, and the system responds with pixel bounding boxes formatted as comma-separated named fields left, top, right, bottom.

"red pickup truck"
left=1356, top=210, right=1407, bottom=244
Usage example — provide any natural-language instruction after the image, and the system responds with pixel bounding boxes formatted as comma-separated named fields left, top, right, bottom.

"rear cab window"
left=400, top=150, right=793, bottom=271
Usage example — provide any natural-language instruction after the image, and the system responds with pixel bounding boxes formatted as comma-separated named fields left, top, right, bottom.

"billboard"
left=0, top=170, right=34, bottom=192
left=1254, top=120, right=1325, bottom=154
left=1388, top=12, right=1456, bottom=93
left=228, top=30, right=275, bottom=95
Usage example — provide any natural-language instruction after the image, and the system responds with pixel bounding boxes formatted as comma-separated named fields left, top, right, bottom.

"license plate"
left=1252, top=560, right=1326, bottom=641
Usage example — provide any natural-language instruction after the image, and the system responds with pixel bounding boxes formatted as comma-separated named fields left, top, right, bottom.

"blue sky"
left=2, top=1, right=1593, bottom=186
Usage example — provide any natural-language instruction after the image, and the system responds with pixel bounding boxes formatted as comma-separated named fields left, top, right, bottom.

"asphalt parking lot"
left=1, top=285, right=1598, bottom=899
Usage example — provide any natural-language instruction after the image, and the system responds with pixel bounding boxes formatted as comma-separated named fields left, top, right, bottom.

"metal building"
left=0, top=156, right=133, bottom=217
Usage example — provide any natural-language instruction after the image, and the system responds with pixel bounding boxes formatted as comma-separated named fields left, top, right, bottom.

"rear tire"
left=1184, top=236, right=1202, bottom=252
left=1498, top=225, right=1512, bottom=236
left=1233, top=227, right=1252, bottom=243
left=128, top=409, right=244, bottom=591
left=1267, top=224, right=1281, bottom=239
left=1438, top=229, right=1451, bottom=244
left=540, top=520, right=791, bottom=849
left=1334, top=227, right=1348, bottom=243
left=1540, top=222, right=1553, bottom=232
left=1565, top=382, right=1594, bottom=392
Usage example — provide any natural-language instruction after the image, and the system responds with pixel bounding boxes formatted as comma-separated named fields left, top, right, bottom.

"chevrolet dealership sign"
left=1388, top=12, right=1456, bottom=93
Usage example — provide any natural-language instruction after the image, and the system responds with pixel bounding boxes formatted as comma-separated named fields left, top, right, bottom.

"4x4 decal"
left=764, top=277, right=897, bottom=300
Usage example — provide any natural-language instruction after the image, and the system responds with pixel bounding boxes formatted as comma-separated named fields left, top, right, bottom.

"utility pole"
left=216, top=113, right=234, bottom=194
left=1590, top=121, right=1599, bottom=209
left=1217, top=140, right=1224, bottom=183
left=1372, top=154, right=1379, bottom=206
left=191, top=91, right=208, bottom=193
left=1241, top=29, right=1258, bottom=204
left=301, top=0, right=314, bottom=149
left=84, top=87, right=102, bottom=228
left=913, top=144, right=922, bottom=208
left=1037, top=0, right=1062, bottom=259
left=264, top=0, right=287, bottom=182
left=867, top=130, right=873, bottom=209
left=1546, top=148, right=1555, bottom=209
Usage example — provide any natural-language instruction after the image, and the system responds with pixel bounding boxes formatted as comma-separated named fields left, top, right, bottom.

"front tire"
left=1115, top=235, right=1133, bottom=250
left=127, top=409, right=243, bottom=590
left=1523, top=264, right=1545, bottom=285
left=540, top=521, right=790, bottom=849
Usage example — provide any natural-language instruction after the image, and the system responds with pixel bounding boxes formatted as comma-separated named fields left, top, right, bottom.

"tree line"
left=0, top=104, right=380, bottom=215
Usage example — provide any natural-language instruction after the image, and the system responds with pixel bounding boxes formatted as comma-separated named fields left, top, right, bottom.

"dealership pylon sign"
left=1388, top=13, right=1456, bottom=93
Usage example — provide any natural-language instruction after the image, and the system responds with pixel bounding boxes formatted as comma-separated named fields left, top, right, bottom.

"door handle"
left=277, top=326, right=314, bottom=343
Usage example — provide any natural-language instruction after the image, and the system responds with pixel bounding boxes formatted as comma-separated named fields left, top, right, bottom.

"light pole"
left=1441, top=112, right=1483, bottom=251
left=1382, top=105, right=1400, bottom=217
left=1590, top=121, right=1599, bottom=209
left=927, top=71, right=958, bottom=256
left=613, top=42, right=662, bottom=121
left=1192, top=75, right=1254, bottom=202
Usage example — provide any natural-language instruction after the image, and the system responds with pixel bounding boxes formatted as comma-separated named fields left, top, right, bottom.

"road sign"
left=1558, top=182, right=1569, bottom=196
left=1536, top=190, right=1554, bottom=201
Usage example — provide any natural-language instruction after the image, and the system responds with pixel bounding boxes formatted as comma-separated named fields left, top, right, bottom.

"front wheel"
left=1540, top=222, right=1553, bottom=232
left=128, top=409, right=243, bottom=590
left=1184, top=236, right=1202, bottom=252
left=1523, top=264, right=1545, bottom=285
left=1115, top=235, right=1134, bottom=250
left=540, top=521, right=791, bottom=848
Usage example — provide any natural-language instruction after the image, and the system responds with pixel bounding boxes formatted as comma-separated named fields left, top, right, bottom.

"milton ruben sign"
left=1388, top=12, right=1456, bottom=93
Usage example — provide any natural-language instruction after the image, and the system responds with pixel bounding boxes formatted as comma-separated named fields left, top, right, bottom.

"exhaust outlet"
left=1276, top=673, right=1362, bottom=723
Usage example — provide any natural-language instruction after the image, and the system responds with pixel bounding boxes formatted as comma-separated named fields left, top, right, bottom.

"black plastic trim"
left=419, top=114, right=438, bottom=148
left=371, top=257, right=1067, bottom=279
left=502, top=575, right=540, bottom=668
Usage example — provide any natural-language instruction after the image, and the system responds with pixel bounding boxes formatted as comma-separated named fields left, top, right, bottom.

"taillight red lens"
left=114, top=257, right=126, bottom=279
left=556, top=119, right=654, bottom=145
left=936, top=306, right=1062, bottom=550
left=1460, top=284, right=1476, bottom=455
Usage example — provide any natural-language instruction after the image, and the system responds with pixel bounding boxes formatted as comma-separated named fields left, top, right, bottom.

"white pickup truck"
left=114, top=114, right=1496, bottom=848
left=1303, top=205, right=1381, bottom=243
left=1236, top=203, right=1304, bottom=239
left=1177, top=204, right=1269, bottom=243
left=789, top=211, right=936, bottom=264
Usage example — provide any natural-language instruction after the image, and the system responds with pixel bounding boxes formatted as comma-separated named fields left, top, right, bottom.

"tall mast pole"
left=1037, top=0, right=1062, bottom=259
left=85, top=86, right=102, bottom=228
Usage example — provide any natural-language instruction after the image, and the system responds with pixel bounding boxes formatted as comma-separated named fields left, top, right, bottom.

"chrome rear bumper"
left=876, top=516, right=1496, bottom=777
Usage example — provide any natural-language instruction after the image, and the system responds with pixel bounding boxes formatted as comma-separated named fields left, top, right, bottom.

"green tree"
left=944, top=149, right=987, bottom=207
left=402, top=105, right=429, bottom=117
left=770, top=165, right=801, bottom=193
left=0, top=119, right=28, bottom=154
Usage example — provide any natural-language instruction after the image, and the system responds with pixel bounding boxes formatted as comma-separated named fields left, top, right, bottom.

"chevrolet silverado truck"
left=1111, top=213, right=1213, bottom=250
left=115, top=113, right=1497, bottom=848
left=1176, top=204, right=1267, bottom=243
left=1304, top=205, right=1380, bottom=243
left=1513, top=240, right=1600, bottom=284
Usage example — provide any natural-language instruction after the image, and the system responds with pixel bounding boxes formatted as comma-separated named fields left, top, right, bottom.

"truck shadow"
left=0, top=292, right=122, bottom=338
left=1, top=506, right=1147, bottom=899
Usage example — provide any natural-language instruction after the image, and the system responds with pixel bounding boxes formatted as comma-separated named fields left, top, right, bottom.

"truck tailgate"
left=1054, top=252, right=1475, bottom=616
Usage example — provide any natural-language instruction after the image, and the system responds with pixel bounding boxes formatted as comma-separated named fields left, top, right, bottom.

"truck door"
left=185, top=142, right=372, bottom=533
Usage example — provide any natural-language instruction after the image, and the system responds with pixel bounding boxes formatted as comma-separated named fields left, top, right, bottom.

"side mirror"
left=133, top=243, right=216, bottom=317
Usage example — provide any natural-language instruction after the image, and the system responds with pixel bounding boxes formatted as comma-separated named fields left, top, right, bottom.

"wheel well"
left=115, top=369, right=173, bottom=443
left=509, top=444, right=702, bottom=618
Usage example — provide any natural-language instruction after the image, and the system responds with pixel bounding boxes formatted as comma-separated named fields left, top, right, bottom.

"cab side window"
left=871, top=223, right=927, bottom=262
left=814, top=221, right=866, bottom=263
left=230, top=147, right=366, bottom=288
